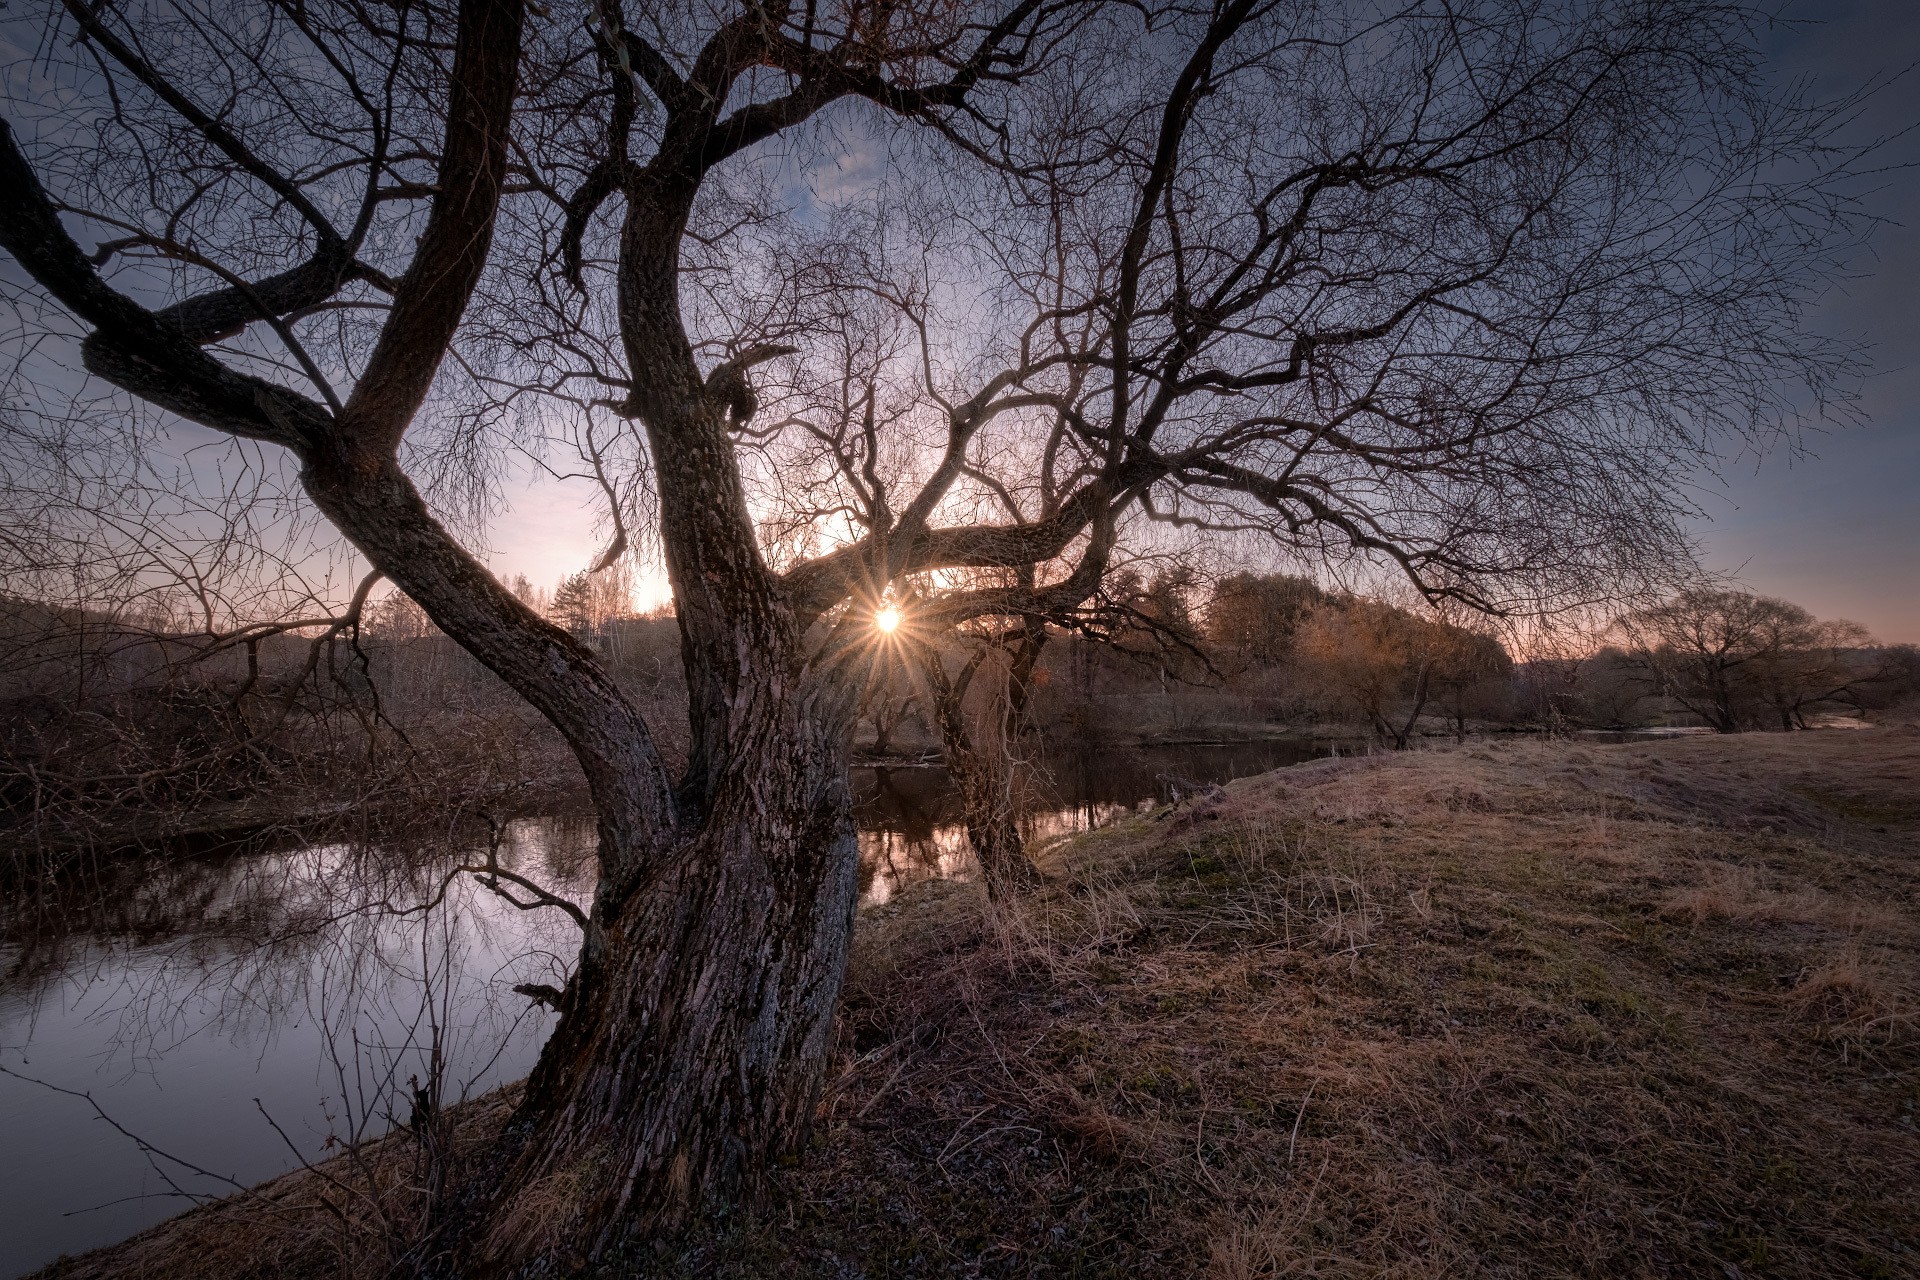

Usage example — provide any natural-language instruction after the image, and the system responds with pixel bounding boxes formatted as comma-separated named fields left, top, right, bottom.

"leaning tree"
left=0, top=0, right=1870, bottom=1269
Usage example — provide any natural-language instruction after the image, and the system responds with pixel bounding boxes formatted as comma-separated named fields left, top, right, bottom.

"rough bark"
left=420, top=178, right=868, bottom=1270
left=1, top=4, right=865, bottom=1268
left=915, top=635, right=1043, bottom=899
left=434, top=691, right=859, bottom=1273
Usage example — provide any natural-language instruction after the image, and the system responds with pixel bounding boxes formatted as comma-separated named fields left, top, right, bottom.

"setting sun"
left=7, top=0, right=1913, bottom=1269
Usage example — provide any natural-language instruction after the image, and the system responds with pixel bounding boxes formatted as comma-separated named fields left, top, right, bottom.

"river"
left=0, top=739, right=1348, bottom=1276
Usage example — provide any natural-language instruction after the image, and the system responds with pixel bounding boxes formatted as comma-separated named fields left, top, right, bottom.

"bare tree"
left=908, top=608, right=1049, bottom=894
left=1569, top=647, right=1657, bottom=729
left=854, top=676, right=920, bottom=756
left=1619, top=588, right=1877, bottom=731
left=1296, top=596, right=1434, bottom=747
left=1746, top=611, right=1874, bottom=731
left=1427, top=618, right=1514, bottom=742
left=0, top=0, right=1876, bottom=1267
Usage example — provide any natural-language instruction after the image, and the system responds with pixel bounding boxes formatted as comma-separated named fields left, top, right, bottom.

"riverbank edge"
left=29, top=724, right=1920, bottom=1278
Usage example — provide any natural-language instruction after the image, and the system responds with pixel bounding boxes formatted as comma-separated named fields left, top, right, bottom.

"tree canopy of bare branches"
left=0, top=0, right=1878, bottom=1267
left=1617, top=588, right=1881, bottom=732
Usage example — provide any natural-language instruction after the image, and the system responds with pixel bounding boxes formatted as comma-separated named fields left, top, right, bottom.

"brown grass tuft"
left=34, top=1087, right=522, bottom=1280
left=1791, top=944, right=1915, bottom=1042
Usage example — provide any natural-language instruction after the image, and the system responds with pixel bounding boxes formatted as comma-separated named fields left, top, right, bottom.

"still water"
left=0, top=741, right=1341, bottom=1276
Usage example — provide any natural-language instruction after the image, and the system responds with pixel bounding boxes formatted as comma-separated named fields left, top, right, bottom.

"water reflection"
left=853, top=741, right=1342, bottom=904
left=0, top=740, right=1342, bottom=1277
left=855, top=769, right=1149, bottom=906
left=0, top=827, right=593, bottom=1278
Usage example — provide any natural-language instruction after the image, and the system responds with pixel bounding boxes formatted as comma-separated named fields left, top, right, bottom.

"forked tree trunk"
left=299, top=451, right=861, bottom=1277
left=305, top=200, right=874, bottom=1267
left=445, top=427, right=862, bottom=1273
left=422, top=181, right=887, bottom=1265
left=0, top=12, right=870, bottom=1270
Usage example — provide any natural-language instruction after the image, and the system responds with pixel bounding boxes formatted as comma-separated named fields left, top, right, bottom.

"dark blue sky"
left=1700, top=1, right=1920, bottom=640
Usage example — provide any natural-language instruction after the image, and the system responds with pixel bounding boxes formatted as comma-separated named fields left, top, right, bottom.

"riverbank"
left=34, top=725, right=1920, bottom=1278
left=0, top=722, right=1571, bottom=862
left=0, top=765, right=589, bottom=868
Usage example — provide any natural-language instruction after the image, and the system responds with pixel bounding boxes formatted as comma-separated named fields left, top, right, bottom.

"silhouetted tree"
left=1206, top=574, right=1327, bottom=668
left=1427, top=624, right=1513, bottom=741
left=1617, top=590, right=1877, bottom=732
left=0, top=0, right=1873, bottom=1265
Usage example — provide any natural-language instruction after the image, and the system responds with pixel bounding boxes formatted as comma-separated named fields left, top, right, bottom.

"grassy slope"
left=40, top=728, right=1920, bottom=1279
left=754, top=727, right=1920, bottom=1279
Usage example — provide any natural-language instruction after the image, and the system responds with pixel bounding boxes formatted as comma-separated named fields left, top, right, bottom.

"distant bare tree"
left=1296, top=596, right=1451, bottom=747
left=1427, top=620, right=1514, bottom=742
left=1292, top=595, right=1509, bottom=744
left=0, top=0, right=1878, bottom=1266
left=1746, top=611, right=1874, bottom=731
left=1617, top=589, right=1877, bottom=731
left=1572, top=647, right=1657, bottom=729
left=1870, top=646, right=1920, bottom=714
left=909, top=614, right=1048, bottom=894
left=853, top=654, right=920, bottom=757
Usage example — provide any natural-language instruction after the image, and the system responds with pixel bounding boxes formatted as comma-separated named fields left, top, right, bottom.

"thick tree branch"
left=335, top=0, right=527, bottom=460
left=0, top=121, right=333, bottom=450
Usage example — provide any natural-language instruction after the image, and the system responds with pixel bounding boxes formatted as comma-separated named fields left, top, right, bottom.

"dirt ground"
left=39, top=725, right=1920, bottom=1279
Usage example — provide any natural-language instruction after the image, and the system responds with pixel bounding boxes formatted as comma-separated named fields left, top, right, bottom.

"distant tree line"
left=1183, top=575, right=1913, bottom=739
left=854, top=573, right=1917, bottom=756
left=8, top=568, right=1912, bottom=852
left=1592, top=590, right=1914, bottom=732
left=0, top=569, right=691, bottom=850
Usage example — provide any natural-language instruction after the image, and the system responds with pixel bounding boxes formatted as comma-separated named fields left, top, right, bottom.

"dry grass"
left=41, top=727, right=1920, bottom=1278
left=716, top=727, right=1920, bottom=1279
left=33, top=1088, right=521, bottom=1280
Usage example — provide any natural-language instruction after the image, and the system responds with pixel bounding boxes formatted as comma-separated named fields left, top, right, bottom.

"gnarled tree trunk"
left=449, top=711, right=858, bottom=1271
left=412, top=178, right=869, bottom=1259
left=303, top=372, right=863, bottom=1279
left=0, top=6, right=870, bottom=1263
left=914, top=622, right=1046, bottom=899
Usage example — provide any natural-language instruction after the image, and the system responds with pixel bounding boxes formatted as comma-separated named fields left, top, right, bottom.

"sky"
left=5, top=3, right=1912, bottom=640
left=1683, top=0, right=1920, bottom=641
left=471, top=1, right=1920, bottom=642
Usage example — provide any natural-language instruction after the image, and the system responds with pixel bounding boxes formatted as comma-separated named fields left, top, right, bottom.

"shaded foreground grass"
left=38, top=728, right=1920, bottom=1278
